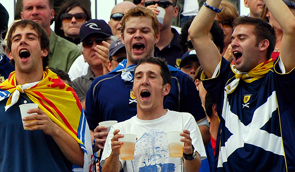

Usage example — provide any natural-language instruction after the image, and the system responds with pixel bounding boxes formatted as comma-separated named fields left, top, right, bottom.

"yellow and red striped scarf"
left=0, top=68, right=84, bottom=146
left=225, top=57, right=275, bottom=94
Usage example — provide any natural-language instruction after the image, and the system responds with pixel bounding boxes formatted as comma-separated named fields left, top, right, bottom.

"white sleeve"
left=68, top=55, right=88, bottom=81
left=184, top=114, right=207, bottom=160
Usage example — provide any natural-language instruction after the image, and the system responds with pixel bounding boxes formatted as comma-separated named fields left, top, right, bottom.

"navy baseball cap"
left=108, top=39, right=125, bottom=60
left=179, top=50, right=199, bottom=68
left=0, top=3, right=9, bottom=34
left=284, top=0, right=295, bottom=8
left=80, top=19, right=112, bottom=42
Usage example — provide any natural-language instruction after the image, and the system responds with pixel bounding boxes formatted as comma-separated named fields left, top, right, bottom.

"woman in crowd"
left=55, top=0, right=91, bottom=45
left=215, top=1, right=239, bottom=61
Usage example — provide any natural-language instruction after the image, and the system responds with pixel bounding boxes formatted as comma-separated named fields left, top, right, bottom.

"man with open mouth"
left=101, top=57, right=206, bottom=172
left=189, top=0, right=295, bottom=171
left=20, top=0, right=81, bottom=72
left=84, top=6, right=209, bottom=167
left=0, top=20, right=92, bottom=172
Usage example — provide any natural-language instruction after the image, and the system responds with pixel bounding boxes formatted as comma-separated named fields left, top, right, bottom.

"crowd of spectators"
left=1, top=0, right=295, bottom=172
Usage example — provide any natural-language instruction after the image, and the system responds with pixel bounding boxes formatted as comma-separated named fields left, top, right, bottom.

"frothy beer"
left=120, top=142, right=135, bottom=160
left=168, top=142, right=183, bottom=157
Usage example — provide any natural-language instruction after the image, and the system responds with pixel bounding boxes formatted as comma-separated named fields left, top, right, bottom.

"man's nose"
left=141, top=76, right=149, bottom=86
left=134, top=30, right=142, bottom=39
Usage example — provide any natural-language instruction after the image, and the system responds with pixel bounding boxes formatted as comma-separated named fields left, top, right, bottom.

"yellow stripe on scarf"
left=226, top=58, right=274, bottom=94
left=0, top=68, right=83, bottom=146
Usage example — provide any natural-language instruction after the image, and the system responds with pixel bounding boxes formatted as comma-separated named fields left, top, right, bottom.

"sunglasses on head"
left=83, top=38, right=110, bottom=47
left=110, top=13, right=124, bottom=21
left=60, top=13, right=86, bottom=22
left=111, top=56, right=126, bottom=63
left=185, top=40, right=194, bottom=49
left=144, top=1, right=176, bottom=8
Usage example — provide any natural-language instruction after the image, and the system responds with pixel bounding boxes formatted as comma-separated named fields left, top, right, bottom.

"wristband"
left=203, top=2, right=223, bottom=13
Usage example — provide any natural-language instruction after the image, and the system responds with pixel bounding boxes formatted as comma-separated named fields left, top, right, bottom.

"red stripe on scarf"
left=67, top=87, right=83, bottom=111
left=33, top=91, right=78, bottom=136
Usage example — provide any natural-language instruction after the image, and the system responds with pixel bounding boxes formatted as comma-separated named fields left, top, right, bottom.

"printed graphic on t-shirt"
left=130, top=129, right=183, bottom=172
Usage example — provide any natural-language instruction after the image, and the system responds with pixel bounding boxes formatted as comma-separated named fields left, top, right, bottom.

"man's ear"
left=162, top=83, right=171, bottom=96
left=259, top=39, right=269, bottom=52
left=121, top=33, right=125, bottom=44
left=173, top=6, right=179, bottom=18
left=244, top=0, right=249, bottom=7
left=7, top=51, right=13, bottom=60
left=154, top=32, right=160, bottom=45
left=41, top=48, right=49, bottom=58
left=107, top=60, right=112, bottom=72
left=50, top=9, right=55, bottom=21
left=21, top=12, right=24, bottom=19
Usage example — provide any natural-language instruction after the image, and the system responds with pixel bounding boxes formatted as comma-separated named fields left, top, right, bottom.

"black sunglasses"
left=110, top=13, right=124, bottom=21
left=185, top=40, right=194, bottom=49
left=83, top=38, right=110, bottom=47
left=144, top=1, right=176, bottom=8
left=111, top=57, right=126, bottom=63
left=60, top=13, right=86, bottom=22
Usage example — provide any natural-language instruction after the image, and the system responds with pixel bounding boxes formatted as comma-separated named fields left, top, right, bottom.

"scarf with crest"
left=0, top=68, right=93, bottom=171
left=225, top=57, right=275, bottom=94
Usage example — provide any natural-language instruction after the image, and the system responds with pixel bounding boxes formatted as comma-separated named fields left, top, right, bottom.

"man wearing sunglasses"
left=21, top=0, right=81, bottom=73
left=108, top=1, right=136, bottom=37
left=72, top=19, right=113, bottom=109
left=145, top=0, right=184, bottom=68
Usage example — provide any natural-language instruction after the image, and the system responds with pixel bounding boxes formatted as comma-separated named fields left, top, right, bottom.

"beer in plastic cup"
left=19, top=103, right=38, bottom=130
left=99, top=120, right=118, bottom=132
left=119, top=134, right=136, bottom=160
left=167, top=131, right=184, bottom=157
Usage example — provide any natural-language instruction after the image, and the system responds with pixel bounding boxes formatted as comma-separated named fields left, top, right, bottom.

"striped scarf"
left=0, top=68, right=93, bottom=171
left=225, top=57, right=275, bottom=94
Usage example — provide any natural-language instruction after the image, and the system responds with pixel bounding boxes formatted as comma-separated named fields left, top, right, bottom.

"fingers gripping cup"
left=119, top=134, right=136, bottom=160
left=167, top=131, right=184, bottom=157
left=99, top=120, right=118, bottom=132
left=19, top=103, right=39, bottom=130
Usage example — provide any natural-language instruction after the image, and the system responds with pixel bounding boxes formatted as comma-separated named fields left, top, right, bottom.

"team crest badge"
left=242, top=94, right=251, bottom=108
left=176, top=58, right=181, bottom=67
left=129, top=90, right=137, bottom=104
left=0, top=76, right=4, bottom=84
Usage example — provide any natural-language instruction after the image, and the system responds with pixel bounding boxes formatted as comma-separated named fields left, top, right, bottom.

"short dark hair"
left=179, top=19, right=224, bottom=53
left=204, top=92, right=216, bottom=118
left=178, top=18, right=193, bottom=53
left=210, top=20, right=224, bottom=54
left=233, top=16, right=276, bottom=59
left=55, top=0, right=91, bottom=38
left=6, top=20, right=49, bottom=71
left=49, top=67, right=72, bottom=87
left=135, top=57, right=171, bottom=86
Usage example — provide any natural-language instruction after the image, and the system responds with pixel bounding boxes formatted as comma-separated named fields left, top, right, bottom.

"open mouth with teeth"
left=140, top=90, right=151, bottom=100
left=19, top=49, right=31, bottom=58
left=233, top=51, right=242, bottom=61
left=133, top=43, right=145, bottom=54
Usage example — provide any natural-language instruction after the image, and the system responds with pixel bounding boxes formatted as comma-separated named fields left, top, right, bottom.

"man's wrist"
left=183, top=145, right=197, bottom=160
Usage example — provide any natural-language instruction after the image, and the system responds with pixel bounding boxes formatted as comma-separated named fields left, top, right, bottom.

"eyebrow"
left=231, top=33, right=248, bottom=40
left=12, top=32, right=38, bottom=40
left=135, top=70, right=157, bottom=75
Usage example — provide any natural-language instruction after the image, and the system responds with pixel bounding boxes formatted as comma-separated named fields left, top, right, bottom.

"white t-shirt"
left=101, top=110, right=206, bottom=172
left=68, top=54, right=88, bottom=81
left=182, top=0, right=199, bottom=16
